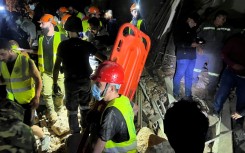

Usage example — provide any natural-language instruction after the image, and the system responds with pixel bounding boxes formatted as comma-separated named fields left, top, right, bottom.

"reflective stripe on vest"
left=38, top=32, right=61, bottom=72
left=1, top=54, right=35, bottom=104
left=102, top=95, right=137, bottom=153
left=203, top=26, right=231, bottom=31
left=194, top=68, right=219, bottom=77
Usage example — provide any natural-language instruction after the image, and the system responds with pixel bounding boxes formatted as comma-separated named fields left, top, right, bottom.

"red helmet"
left=88, top=6, right=100, bottom=14
left=91, top=61, right=124, bottom=84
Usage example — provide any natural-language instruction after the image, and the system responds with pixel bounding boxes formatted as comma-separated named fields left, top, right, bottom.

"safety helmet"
left=61, top=14, right=71, bottom=25
left=130, top=3, right=137, bottom=12
left=39, top=14, right=57, bottom=26
left=59, top=7, right=68, bottom=13
left=91, top=61, right=124, bottom=84
left=88, top=6, right=100, bottom=14
left=64, top=16, right=83, bottom=32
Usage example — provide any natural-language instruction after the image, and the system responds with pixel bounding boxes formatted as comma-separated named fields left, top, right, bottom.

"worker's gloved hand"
left=53, top=84, right=61, bottom=96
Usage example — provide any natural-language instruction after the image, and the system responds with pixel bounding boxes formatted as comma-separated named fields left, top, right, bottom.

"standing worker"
left=193, top=10, right=232, bottom=99
left=129, top=3, right=146, bottom=33
left=0, top=38, right=41, bottom=126
left=213, top=31, right=245, bottom=119
left=91, top=61, right=137, bottom=153
left=38, top=14, right=67, bottom=122
left=53, top=16, right=106, bottom=134
left=173, top=13, right=202, bottom=100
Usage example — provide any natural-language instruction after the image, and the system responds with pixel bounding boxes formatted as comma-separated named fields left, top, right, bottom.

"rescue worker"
left=104, top=9, right=119, bottom=44
left=0, top=96, right=37, bottom=153
left=38, top=14, right=67, bottom=122
left=173, top=13, right=202, bottom=100
left=87, top=17, right=110, bottom=51
left=68, top=5, right=85, bottom=20
left=129, top=3, right=146, bottom=33
left=56, top=7, right=69, bottom=35
left=0, top=38, right=41, bottom=126
left=213, top=30, right=245, bottom=120
left=57, top=6, right=69, bottom=20
left=91, top=61, right=137, bottom=153
left=82, top=6, right=102, bottom=39
left=193, top=10, right=232, bottom=99
left=61, top=14, right=71, bottom=26
left=53, top=16, right=106, bottom=134
left=59, top=14, right=72, bottom=37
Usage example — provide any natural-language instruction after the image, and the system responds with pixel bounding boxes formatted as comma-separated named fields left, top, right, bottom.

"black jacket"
left=173, top=23, right=198, bottom=60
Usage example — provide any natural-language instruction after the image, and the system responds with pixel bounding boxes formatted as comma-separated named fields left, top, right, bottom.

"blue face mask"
left=92, top=84, right=103, bottom=101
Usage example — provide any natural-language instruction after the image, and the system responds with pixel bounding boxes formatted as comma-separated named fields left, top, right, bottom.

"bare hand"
left=30, top=96, right=40, bottom=109
left=231, top=112, right=242, bottom=120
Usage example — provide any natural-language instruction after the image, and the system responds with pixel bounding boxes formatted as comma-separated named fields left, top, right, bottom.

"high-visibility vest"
left=0, top=54, right=35, bottom=104
left=38, top=32, right=61, bottom=73
left=76, top=12, right=85, bottom=20
left=130, top=19, right=143, bottom=30
left=102, top=95, right=137, bottom=153
left=82, top=19, right=103, bottom=34
left=56, top=24, right=67, bottom=36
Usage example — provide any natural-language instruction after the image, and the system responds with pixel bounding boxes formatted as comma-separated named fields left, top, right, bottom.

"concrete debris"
left=51, top=116, right=70, bottom=136
left=137, top=127, right=155, bottom=153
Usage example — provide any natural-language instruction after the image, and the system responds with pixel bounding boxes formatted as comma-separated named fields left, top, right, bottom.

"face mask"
left=29, top=4, right=35, bottom=10
left=92, top=84, right=103, bottom=101
left=15, top=19, right=21, bottom=25
left=41, top=27, right=49, bottom=35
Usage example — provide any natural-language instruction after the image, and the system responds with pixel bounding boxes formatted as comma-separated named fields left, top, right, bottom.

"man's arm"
left=93, top=138, right=106, bottom=153
left=29, top=59, right=42, bottom=109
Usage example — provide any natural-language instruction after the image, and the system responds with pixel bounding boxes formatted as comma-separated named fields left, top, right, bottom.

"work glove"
left=53, top=84, right=61, bottom=96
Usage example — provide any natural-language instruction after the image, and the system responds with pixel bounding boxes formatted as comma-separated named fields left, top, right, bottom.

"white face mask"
left=29, top=4, right=35, bottom=10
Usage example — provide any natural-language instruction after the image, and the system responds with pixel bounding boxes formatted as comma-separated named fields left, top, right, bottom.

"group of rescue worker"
left=0, top=1, right=144, bottom=152
left=1, top=0, right=244, bottom=152
left=172, top=8, right=245, bottom=123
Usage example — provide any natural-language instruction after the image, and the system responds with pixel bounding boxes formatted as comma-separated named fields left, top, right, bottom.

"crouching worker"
left=90, top=61, right=137, bottom=153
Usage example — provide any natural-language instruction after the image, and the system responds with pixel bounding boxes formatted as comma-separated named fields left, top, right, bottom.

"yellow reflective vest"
left=0, top=54, right=35, bottom=104
left=38, top=32, right=61, bottom=73
left=76, top=12, right=85, bottom=20
left=56, top=24, right=67, bottom=36
left=130, top=19, right=143, bottom=30
left=102, top=95, right=137, bottom=153
left=82, top=19, right=103, bottom=35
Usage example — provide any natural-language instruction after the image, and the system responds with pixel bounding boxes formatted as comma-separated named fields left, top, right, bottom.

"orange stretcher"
left=110, top=23, right=151, bottom=100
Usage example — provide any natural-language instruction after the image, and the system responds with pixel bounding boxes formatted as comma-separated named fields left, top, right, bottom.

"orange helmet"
left=88, top=6, right=100, bottom=14
left=61, top=14, right=71, bottom=25
left=39, top=14, right=57, bottom=26
left=59, top=7, right=68, bottom=13
left=130, top=3, right=137, bottom=12
left=91, top=61, right=124, bottom=84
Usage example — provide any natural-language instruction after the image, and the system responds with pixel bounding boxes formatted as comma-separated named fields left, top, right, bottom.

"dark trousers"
left=65, top=78, right=92, bottom=134
left=18, top=102, right=33, bottom=126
